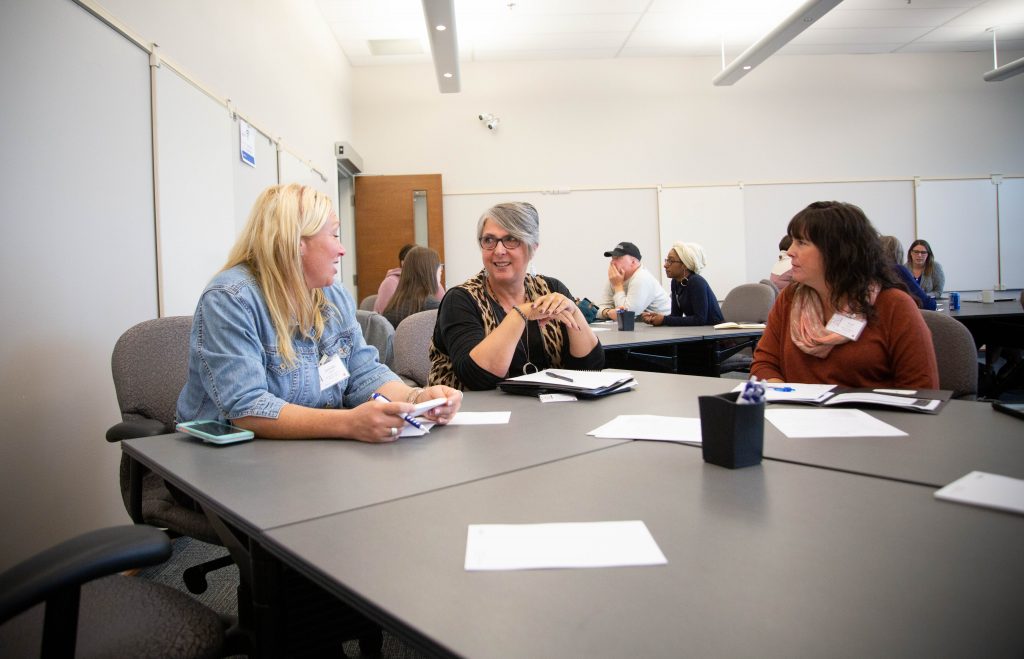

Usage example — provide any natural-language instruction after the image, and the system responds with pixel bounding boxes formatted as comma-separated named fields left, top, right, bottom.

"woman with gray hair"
left=429, top=202, right=603, bottom=390
left=640, top=242, right=724, bottom=326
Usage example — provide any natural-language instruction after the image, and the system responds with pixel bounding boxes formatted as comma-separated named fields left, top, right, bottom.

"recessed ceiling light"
left=436, top=24, right=446, bottom=31
left=743, top=65, right=752, bottom=70
left=443, top=72, right=453, bottom=78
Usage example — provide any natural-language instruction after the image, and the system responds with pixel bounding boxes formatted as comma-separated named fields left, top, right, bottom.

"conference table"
left=595, top=322, right=764, bottom=376
left=122, top=370, right=1024, bottom=657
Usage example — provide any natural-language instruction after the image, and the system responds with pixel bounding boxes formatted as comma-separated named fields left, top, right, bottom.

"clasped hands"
left=521, top=293, right=584, bottom=331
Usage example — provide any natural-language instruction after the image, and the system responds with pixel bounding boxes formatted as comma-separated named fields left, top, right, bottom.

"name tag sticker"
left=826, top=313, right=867, bottom=341
left=318, top=353, right=349, bottom=390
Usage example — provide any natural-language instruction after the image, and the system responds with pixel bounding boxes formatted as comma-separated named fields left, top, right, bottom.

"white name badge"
left=826, top=312, right=867, bottom=341
left=318, top=353, right=349, bottom=390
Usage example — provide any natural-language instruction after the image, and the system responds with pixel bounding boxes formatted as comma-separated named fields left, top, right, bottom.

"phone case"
left=176, top=421, right=255, bottom=445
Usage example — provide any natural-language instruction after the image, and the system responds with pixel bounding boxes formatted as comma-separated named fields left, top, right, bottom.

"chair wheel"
left=358, top=626, right=383, bottom=657
left=182, top=566, right=209, bottom=594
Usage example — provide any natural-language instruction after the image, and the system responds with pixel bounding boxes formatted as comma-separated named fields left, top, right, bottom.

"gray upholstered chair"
left=105, top=317, right=234, bottom=594
left=356, top=309, right=395, bottom=367
left=392, top=309, right=439, bottom=387
left=717, top=282, right=776, bottom=374
left=921, top=310, right=979, bottom=399
left=0, top=525, right=224, bottom=658
left=759, top=278, right=780, bottom=299
left=358, top=294, right=378, bottom=311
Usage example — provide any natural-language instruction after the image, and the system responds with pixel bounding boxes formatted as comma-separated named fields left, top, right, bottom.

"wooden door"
left=354, top=174, right=445, bottom=302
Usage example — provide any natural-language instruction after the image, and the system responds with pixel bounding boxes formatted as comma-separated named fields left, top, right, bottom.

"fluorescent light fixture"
left=713, top=0, right=843, bottom=86
left=421, top=0, right=460, bottom=93
left=984, top=55, right=1024, bottom=81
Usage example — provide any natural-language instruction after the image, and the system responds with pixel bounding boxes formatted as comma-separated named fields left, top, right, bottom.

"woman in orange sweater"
left=751, top=201, right=939, bottom=389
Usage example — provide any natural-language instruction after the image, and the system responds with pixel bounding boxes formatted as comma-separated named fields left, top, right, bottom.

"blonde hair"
left=224, top=183, right=335, bottom=366
left=671, top=241, right=709, bottom=274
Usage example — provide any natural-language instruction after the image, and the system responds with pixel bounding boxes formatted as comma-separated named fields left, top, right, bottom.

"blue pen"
left=768, top=386, right=795, bottom=392
left=371, top=392, right=424, bottom=430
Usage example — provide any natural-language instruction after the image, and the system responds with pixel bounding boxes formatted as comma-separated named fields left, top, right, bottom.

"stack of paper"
left=499, top=369, right=636, bottom=399
left=587, top=415, right=702, bottom=444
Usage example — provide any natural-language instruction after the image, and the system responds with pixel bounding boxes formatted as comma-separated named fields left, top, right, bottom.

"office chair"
left=356, top=309, right=396, bottom=367
left=358, top=293, right=378, bottom=311
left=921, top=310, right=979, bottom=399
left=392, top=309, right=439, bottom=386
left=0, top=525, right=224, bottom=659
left=716, top=282, right=776, bottom=374
left=759, top=278, right=780, bottom=299
left=105, top=317, right=234, bottom=594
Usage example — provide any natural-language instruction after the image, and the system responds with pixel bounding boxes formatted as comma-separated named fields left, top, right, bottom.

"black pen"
left=546, top=371, right=574, bottom=383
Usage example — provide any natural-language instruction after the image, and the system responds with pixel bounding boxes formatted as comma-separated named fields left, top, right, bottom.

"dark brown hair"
left=788, top=201, right=900, bottom=317
left=383, top=246, right=441, bottom=319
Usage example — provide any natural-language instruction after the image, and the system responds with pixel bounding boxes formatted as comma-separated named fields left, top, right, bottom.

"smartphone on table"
left=176, top=420, right=255, bottom=445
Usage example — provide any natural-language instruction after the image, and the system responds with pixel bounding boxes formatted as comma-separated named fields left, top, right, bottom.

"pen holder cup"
left=698, top=392, right=765, bottom=469
left=617, top=311, right=635, bottom=331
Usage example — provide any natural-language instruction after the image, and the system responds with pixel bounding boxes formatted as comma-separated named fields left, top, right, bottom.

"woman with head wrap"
left=639, top=242, right=724, bottom=327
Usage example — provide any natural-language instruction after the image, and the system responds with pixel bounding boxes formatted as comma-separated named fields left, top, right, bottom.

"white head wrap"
left=671, top=241, right=708, bottom=274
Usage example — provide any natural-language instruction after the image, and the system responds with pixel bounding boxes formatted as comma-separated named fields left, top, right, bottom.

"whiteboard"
left=156, top=66, right=235, bottom=316
left=916, top=179, right=998, bottom=292
left=443, top=189, right=660, bottom=304
left=743, top=181, right=915, bottom=285
left=659, top=186, right=745, bottom=300
left=232, top=119, right=278, bottom=234
left=279, top=150, right=332, bottom=199
left=998, top=178, right=1024, bottom=289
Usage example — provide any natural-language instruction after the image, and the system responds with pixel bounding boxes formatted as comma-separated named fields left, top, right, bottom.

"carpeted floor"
left=137, top=537, right=429, bottom=658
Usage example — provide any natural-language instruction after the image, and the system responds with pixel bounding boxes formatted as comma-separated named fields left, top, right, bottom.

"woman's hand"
left=346, top=398, right=409, bottom=442
left=640, top=312, right=665, bottom=326
left=414, top=385, right=463, bottom=425
left=524, top=293, right=582, bottom=331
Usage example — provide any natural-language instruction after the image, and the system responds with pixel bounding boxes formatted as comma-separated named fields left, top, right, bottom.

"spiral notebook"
left=499, top=369, right=637, bottom=399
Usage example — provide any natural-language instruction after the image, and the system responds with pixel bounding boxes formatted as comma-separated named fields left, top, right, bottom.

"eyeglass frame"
left=663, top=257, right=684, bottom=265
left=479, top=235, right=523, bottom=250
left=910, top=249, right=930, bottom=256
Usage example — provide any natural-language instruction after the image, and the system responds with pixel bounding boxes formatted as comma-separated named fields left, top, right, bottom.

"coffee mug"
left=981, top=290, right=995, bottom=304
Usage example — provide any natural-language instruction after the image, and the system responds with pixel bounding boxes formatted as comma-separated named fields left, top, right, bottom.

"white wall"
left=0, top=0, right=353, bottom=570
left=353, top=52, right=1024, bottom=299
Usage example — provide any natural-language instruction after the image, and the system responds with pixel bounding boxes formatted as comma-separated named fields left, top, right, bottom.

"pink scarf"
left=790, top=284, right=878, bottom=358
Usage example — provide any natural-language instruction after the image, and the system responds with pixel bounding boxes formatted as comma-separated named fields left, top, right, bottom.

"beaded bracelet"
left=511, top=305, right=529, bottom=323
left=406, top=387, right=424, bottom=403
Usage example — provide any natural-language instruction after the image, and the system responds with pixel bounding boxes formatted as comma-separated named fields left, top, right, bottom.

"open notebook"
left=731, top=382, right=952, bottom=414
left=499, top=369, right=636, bottom=399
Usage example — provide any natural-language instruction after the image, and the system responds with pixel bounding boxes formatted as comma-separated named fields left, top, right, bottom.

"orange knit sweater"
left=751, top=286, right=940, bottom=389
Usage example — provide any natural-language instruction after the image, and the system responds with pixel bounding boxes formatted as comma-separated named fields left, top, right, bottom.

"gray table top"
left=123, top=388, right=632, bottom=535
left=947, top=299, right=1024, bottom=319
left=594, top=322, right=762, bottom=349
left=264, top=440, right=1024, bottom=658
left=124, top=370, right=1024, bottom=537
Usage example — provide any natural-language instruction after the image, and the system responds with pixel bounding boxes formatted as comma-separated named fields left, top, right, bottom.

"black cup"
left=698, top=391, right=765, bottom=469
left=617, top=310, right=635, bottom=331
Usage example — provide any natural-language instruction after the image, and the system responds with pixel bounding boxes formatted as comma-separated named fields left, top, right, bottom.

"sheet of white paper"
left=587, top=415, right=702, bottom=445
left=447, top=411, right=511, bottom=425
left=591, top=327, right=611, bottom=332
left=399, top=420, right=434, bottom=437
left=731, top=381, right=835, bottom=403
left=465, top=520, right=667, bottom=571
left=765, top=409, right=906, bottom=438
left=934, top=471, right=1024, bottom=516
left=539, top=393, right=578, bottom=403
left=826, top=392, right=940, bottom=411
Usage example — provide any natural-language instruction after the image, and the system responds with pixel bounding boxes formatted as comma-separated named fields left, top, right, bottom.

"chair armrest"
left=106, top=419, right=171, bottom=443
left=0, top=525, right=171, bottom=623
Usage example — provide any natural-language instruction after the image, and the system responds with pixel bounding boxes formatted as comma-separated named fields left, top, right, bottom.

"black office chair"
left=0, top=525, right=224, bottom=658
left=105, top=316, right=234, bottom=594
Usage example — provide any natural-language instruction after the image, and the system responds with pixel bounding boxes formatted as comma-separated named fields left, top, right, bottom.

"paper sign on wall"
left=239, top=119, right=255, bottom=167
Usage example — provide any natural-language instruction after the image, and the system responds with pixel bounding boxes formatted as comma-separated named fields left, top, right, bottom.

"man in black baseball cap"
left=597, top=241, right=670, bottom=321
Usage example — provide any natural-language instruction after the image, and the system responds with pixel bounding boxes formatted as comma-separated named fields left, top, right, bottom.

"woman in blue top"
left=640, top=242, right=724, bottom=326
left=176, top=184, right=461, bottom=442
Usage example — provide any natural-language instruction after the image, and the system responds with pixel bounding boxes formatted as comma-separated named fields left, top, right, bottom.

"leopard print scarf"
left=428, top=270, right=566, bottom=389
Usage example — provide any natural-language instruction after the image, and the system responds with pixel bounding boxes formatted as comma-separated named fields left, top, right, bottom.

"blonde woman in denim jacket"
left=176, top=184, right=461, bottom=442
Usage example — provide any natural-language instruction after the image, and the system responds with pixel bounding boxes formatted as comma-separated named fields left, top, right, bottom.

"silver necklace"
left=519, top=319, right=538, bottom=375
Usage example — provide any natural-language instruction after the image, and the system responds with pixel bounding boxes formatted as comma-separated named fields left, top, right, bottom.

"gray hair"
left=879, top=235, right=904, bottom=265
left=477, top=202, right=540, bottom=259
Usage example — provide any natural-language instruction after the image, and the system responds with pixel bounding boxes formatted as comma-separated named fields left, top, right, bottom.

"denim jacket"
left=176, top=265, right=399, bottom=423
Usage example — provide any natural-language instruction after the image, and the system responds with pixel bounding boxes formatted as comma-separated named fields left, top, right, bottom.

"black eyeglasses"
left=479, top=235, right=522, bottom=250
left=910, top=250, right=929, bottom=256
left=664, top=258, right=683, bottom=265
